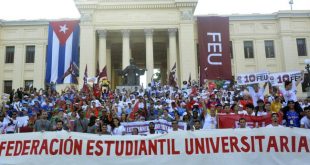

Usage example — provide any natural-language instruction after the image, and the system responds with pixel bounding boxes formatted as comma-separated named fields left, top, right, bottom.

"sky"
left=0, top=0, right=309, bottom=20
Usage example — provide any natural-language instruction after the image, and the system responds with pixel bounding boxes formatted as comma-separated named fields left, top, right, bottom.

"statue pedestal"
left=116, top=86, right=141, bottom=92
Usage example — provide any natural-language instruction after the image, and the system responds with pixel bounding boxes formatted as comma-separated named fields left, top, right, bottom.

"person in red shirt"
left=186, top=94, right=196, bottom=110
left=206, top=94, right=220, bottom=109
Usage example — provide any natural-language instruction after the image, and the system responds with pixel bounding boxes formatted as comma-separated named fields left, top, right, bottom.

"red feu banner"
left=218, top=114, right=282, bottom=128
left=198, top=17, right=232, bottom=82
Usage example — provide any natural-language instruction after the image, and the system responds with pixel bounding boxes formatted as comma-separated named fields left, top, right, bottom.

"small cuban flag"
left=45, top=20, right=80, bottom=84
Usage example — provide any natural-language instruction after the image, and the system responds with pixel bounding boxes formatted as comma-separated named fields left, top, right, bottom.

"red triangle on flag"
left=50, top=20, right=79, bottom=45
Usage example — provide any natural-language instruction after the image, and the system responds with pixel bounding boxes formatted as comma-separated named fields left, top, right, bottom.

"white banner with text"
left=236, top=72, right=269, bottom=85
left=0, top=128, right=309, bottom=165
left=236, top=71, right=302, bottom=86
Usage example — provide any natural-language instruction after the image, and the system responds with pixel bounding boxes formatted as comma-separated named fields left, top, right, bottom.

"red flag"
left=129, top=100, right=139, bottom=120
left=190, top=86, right=198, bottom=96
left=98, top=66, right=107, bottom=80
left=60, top=64, right=72, bottom=80
left=59, top=62, right=78, bottom=84
left=93, top=83, right=101, bottom=98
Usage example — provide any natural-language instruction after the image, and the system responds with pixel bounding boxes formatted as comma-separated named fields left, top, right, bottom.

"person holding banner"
left=55, top=120, right=66, bottom=132
left=170, top=120, right=180, bottom=132
left=34, top=111, right=51, bottom=132
left=247, top=82, right=267, bottom=107
left=266, top=113, right=283, bottom=128
left=238, top=118, right=248, bottom=129
left=278, top=71, right=304, bottom=104
left=99, top=123, right=111, bottom=135
left=73, top=110, right=89, bottom=133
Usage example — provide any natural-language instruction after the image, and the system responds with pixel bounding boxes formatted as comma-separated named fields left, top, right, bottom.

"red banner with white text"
left=218, top=114, right=282, bottom=128
left=198, top=17, right=232, bottom=82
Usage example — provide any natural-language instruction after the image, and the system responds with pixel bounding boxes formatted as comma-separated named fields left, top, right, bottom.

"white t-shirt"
left=266, top=124, right=284, bottom=128
left=4, top=119, right=18, bottom=133
left=203, top=115, right=217, bottom=129
left=279, top=81, right=297, bottom=104
left=238, top=110, right=248, bottom=115
left=256, top=111, right=268, bottom=116
left=168, top=128, right=184, bottom=133
left=112, top=125, right=125, bottom=135
left=242, top=111, right=256, bottom=116
left=300, top=116, right=310, bottom=129
left=247, top=86, right=265, bottom=107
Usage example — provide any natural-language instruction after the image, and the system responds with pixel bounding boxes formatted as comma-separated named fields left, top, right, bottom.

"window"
left=296, top=38, right=307, bottom=56
left=244, top=41, right=254, bottom=58
left=4, top=80, right=13, bottom=94
left=24, top=80, right=33, bottom=89
left=26, top=45, right=35, bottom=63
left=265, top=40, right=275, bottom=58
left=229, top=41, right=233, bottom=59
left=5, top=46, right=15, bottom=63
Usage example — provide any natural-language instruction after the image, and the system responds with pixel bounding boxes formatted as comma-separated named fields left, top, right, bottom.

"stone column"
left=144, top=29, right=154, bottom=84
left=179, top=23, right=197, bottom=84
left=122, top=29, right=130, bottom=69
left=79, top=25, right=96, bottom=88
left=168, top=28, right=177, bottom=71
left=97, top=30, right=107, bottom=70
left=106, top=48, right=111, bottom=80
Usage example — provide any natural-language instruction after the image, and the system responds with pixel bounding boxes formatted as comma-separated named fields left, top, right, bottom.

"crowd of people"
left=1, top=77, right=310, bottom=135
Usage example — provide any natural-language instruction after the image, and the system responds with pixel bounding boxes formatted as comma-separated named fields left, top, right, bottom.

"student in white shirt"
left=202, top=108, right=217, bottom=129
left=237, top=118, right=249, bottom=129
left=300, top=107, right=310, bottom=129
left=55, top=120, right=67, bottom=132
left=278, top=71, right=303, bottom=104
left=266, top=113, right=283, bottom=128
left=111, top=118, right=125, bottom=135
left=245, top=103, right=255, bottom=116
left=168, top=120, right=184, bottom=132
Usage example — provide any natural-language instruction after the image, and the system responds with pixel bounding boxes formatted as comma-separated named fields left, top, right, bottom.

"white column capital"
left=121, top=29, right=130, bottom=38
left=97, top=30, right=107, bottom=38
left=168, top=28, right=178, bottom=37
left=144, top=29, right=154, bottom=37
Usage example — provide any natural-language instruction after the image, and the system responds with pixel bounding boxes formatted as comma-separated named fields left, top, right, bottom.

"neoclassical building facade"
left=0, top=0, right=310, bottom=96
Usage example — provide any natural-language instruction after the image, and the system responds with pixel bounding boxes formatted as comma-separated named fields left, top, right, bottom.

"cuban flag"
left=45, top=20, right=80, bottom=84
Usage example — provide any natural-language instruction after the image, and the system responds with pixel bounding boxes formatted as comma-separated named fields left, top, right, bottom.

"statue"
left=118, top=59, right=146, bottom=86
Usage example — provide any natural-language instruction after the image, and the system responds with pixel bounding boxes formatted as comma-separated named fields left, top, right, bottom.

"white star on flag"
left=59, top=24, right=68, bottom=34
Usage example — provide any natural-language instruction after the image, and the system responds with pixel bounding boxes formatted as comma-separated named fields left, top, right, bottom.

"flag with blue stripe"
left=45, top=20, right=80, bottom=84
